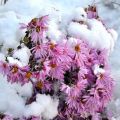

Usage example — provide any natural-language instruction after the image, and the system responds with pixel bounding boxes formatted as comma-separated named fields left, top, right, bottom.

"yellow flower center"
left=36, top=81, right=43, bottom=89
left=25, top=72, right=32, bottom=79
left=36, top=26, right=41, bottom=32
left=50, top=63, right=57, bottom=68
left=12, top=66, right=18, bottom=74
left=50, top=43, right=55, bottom=50
left=75, top=44, right=80, bottom=52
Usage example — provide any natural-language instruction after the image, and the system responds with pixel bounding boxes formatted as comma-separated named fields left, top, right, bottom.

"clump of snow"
left=24, top=94, right=59, bottom=120
left=7, top=57, right=23, bottom=67
left=93, top=64, right=105, bottom=75
left=0, top=75, right=26, bottom=118
left=72, top=7, right=87, bottom=22
left=12, top=82, right=33, bottom=99
left=0, top=52, right=5, bottom=61
left=0, top=74, right=58, bottom=119
left=13, top=46, right=31, bottom=66
left=107, top=99, right=120, bottom=120
left=0, top=11, right=20, bottom=50
left=68, top=14, right=118, bottom=52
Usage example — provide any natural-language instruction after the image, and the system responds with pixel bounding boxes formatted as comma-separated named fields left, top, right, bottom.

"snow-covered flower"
left=0, top=5, right=115, bottom=119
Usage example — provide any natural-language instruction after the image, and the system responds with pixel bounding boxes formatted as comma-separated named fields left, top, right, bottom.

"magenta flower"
left=84, top=94, right=100, bottom=114
left=0, top=61, right=9, bottom=75
left=30, top=16, right=48, bottom=43
left=7, top=65, right=22, bottom=83
left=48, top=42, right=64, bottom=57
left=78, top=66, right=88, bottom=79
left=33, top=71, right=46, bottom=81
left=32, top=43, right=48, bottom=59
left=71, top=39, right=88, bottom=66
left=87, top=6, right=98, bottom=19
left=31, top=116, right=41, bottom=120
left=35, top=79, right=52, bottom=92
left=96, top=72, right=114, bottom=91
left=49, top=60, right=65, bottom=80
left=7, top=65, right=31, bottom=85
left=2, top=115, right=13, bottom=120
left=66, top=95, right=78, bottom=109
left=61, top=83, right=71, bottom=95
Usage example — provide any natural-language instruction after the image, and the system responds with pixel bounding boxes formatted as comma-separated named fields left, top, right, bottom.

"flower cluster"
left=0, top=12, right=114, bottom=120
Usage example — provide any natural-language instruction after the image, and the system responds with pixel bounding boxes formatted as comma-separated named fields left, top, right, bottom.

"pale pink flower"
left=0, top=61, right=9, bottom=75
left=78, top=66, right=88, bottom=79
left=49, top=60, right=65, bottom=80
left=32, top=44, right=48, bottom=59
left=30, top=16, right=48, bottom=43
left=48, top=42, right=64, bottom=57
left=72, top=39, right=88, bottom=66
left=2, top=115, right=13, bottom=120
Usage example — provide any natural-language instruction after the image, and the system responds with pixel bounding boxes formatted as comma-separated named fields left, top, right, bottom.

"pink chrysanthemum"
left=30, top=16, right=48, bottom=43
left=32, top=43, right=48, bottom=59
left=0, top=12, right=114, bottom=120
left=71, top=39, right=88, bottom=66
left=0, top=61, right=9, bottom=75
left=2, top=115, right=13, bottom=120
left=49, top=60, right=65, bottom=80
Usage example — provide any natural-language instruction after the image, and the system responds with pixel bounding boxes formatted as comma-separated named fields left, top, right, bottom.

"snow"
left=0, top=11, right=20, bottom=50
left=0, top=75, right=26, bottom=118
left=0, top=74, right=58, bottom=119
left=72, top=7, right=87, bottom=22
left=0, top=0, right=120, bottom=119
left=93, top=64, right=105, bottom=75
left=25, top=94, right=59, bottom=119
left=68, top=18, right=117, bottom=52
left=13, top=46, right=31, bottom=66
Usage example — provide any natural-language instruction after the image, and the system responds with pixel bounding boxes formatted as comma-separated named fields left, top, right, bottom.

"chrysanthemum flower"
left=0, top=61, right=9, bottom=75
left=2, top=115, right=13, bottom=120
left=71, top=39, right=88, bottom=66
left=49, top=60, right=65, bottom=80
left=30, top=16, right=48, bottom=43
left=7, top=65, right=22, bottom=83
left=31, top=43, right=48, bottom=59
left=48, top=42, right=64, bottom=57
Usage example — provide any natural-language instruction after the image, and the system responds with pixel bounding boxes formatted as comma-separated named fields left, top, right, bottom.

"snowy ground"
left=0, top=0, right=120, bottom=119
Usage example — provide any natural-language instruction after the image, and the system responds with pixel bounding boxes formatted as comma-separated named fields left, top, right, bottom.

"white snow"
left=24, top=94, right=59, bottom=120
left=0, top=75, right=26, bottom=118
left=68, top=18, right=117, bottom=52
left=13, top=46, right=31, bottom=66
left=93, top=64, right=105, bottom=75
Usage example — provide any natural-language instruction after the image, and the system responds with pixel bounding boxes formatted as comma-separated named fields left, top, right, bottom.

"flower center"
left=50, top=43, right=55, bottom=50
left=75, top=44, right=80, bottom=52
left=25, top=72, right=32, bottom=79
left=31, top=18, right=37, bottom=25
left=50, top=63, right=57, bottom=68
left=36, top=81, right=43, bottom=89
left=36, top=26, right=41, bottom=32
left=99, top=74, right=104, bottom=79
left=12, top=66, right=18, bottom=74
